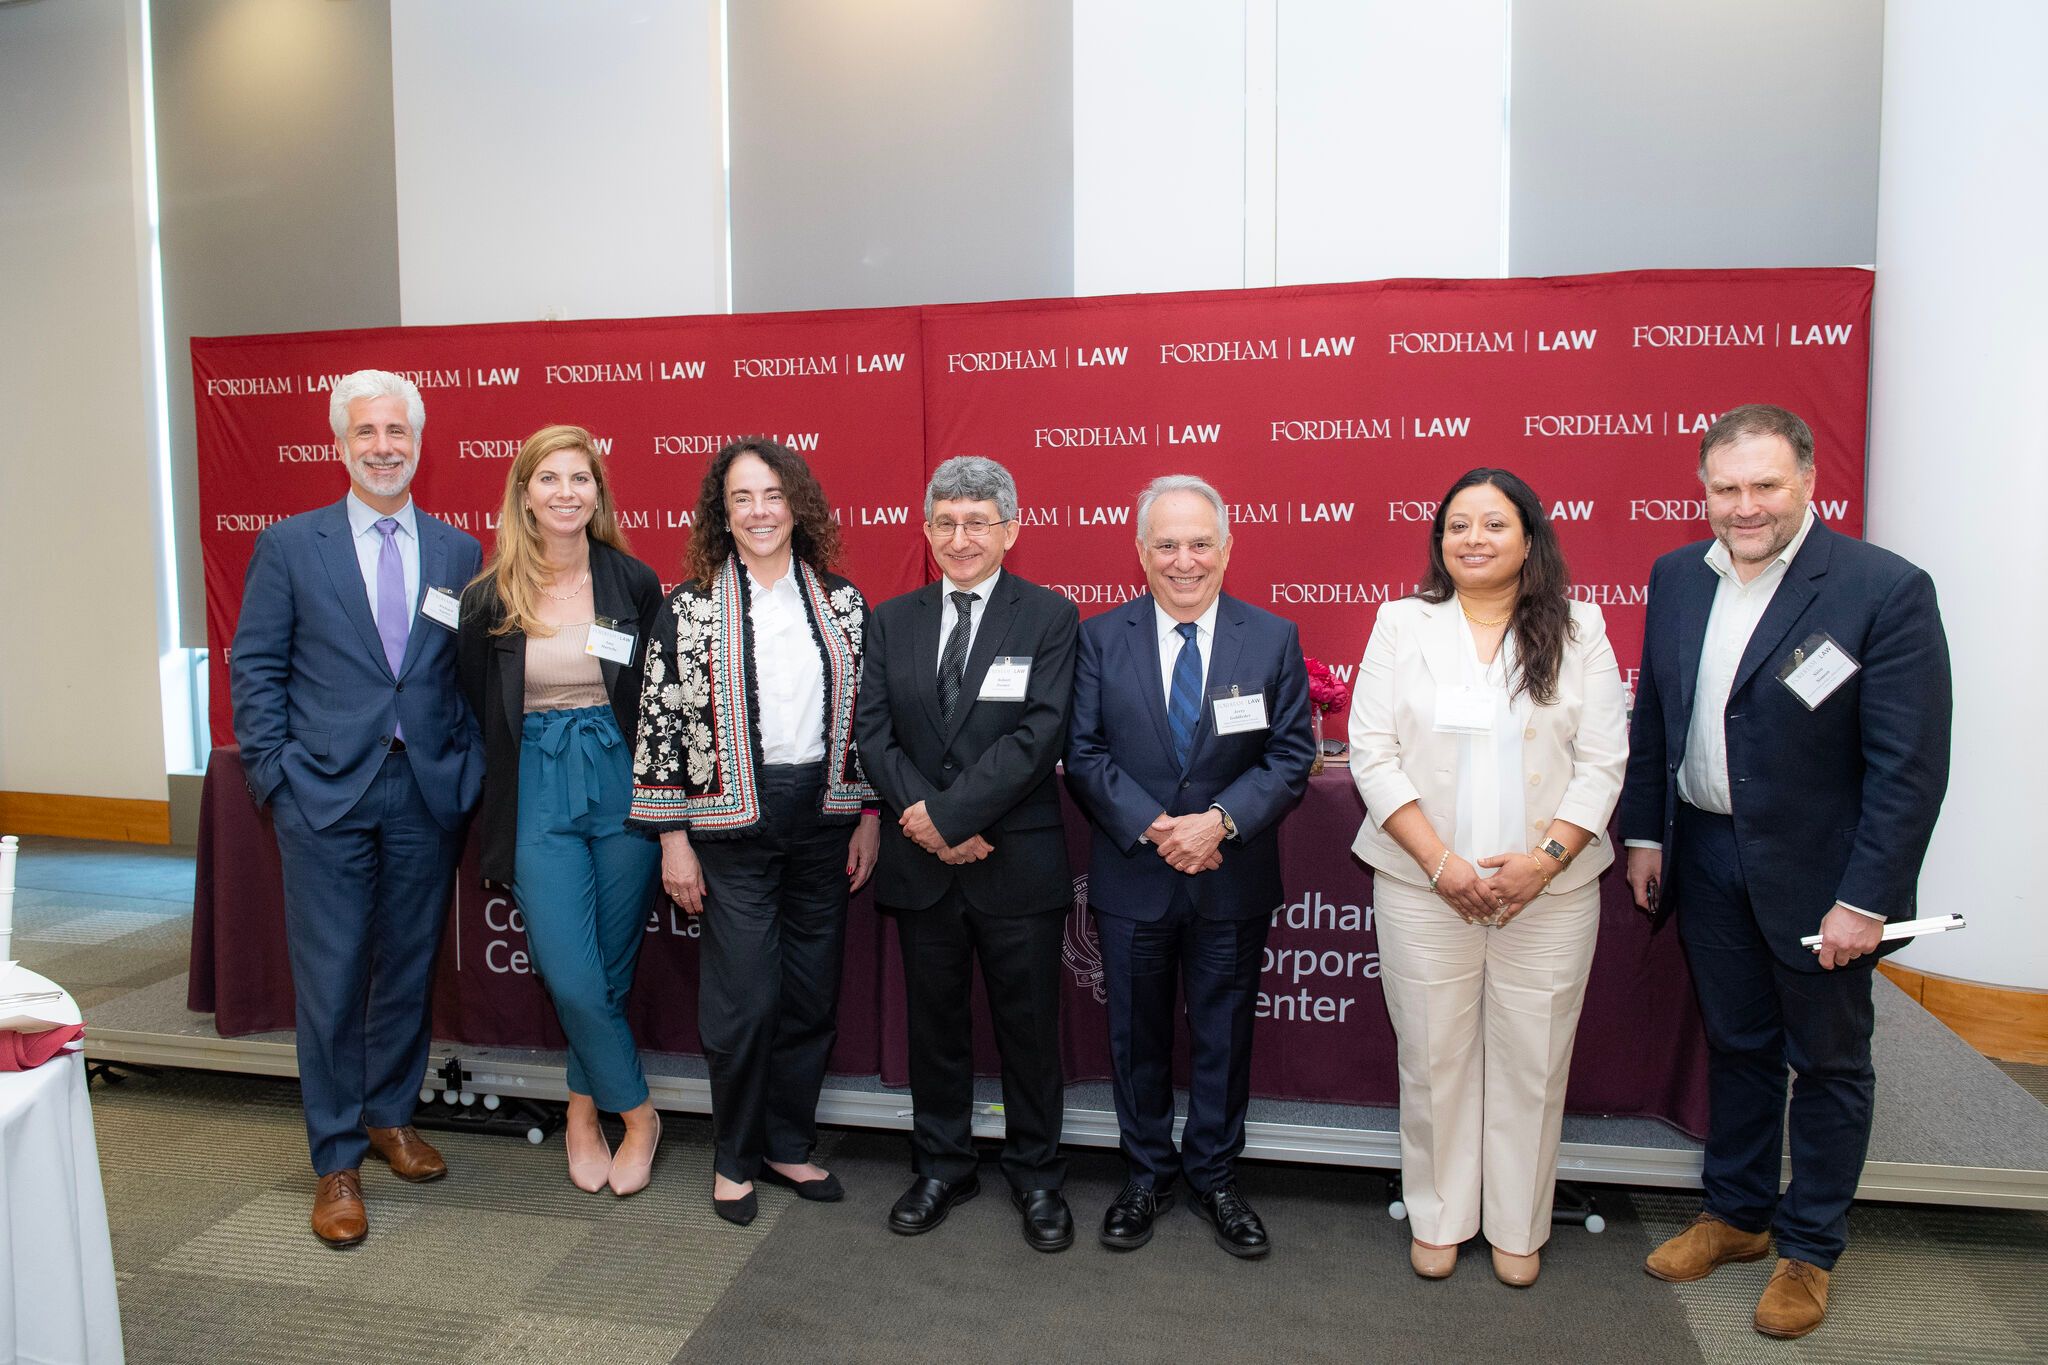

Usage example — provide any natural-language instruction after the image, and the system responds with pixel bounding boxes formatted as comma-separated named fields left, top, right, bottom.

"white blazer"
left=1347, top=596, right=1628, bottom=893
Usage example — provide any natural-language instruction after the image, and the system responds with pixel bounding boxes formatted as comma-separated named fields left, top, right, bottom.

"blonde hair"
left=480, top=424, right=631, bottom=636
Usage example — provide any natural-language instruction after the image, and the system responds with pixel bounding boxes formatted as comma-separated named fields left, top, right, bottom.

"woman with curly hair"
left=1346, top=467, right=1627, bottom=1286
left=630, top=438, right=880, bottom=1224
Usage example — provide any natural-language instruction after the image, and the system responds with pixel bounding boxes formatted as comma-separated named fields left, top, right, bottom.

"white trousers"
left=1373, top=875, right=1601, bottom=1255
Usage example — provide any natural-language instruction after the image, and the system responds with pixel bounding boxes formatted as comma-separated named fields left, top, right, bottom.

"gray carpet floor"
left=16, top=835, right=2048, bottom=1361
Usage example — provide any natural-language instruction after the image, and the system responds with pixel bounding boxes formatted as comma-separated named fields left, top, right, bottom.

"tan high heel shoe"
left=564, top=1104, right=612, bottom=1193
left=609, top=1107, right=661, bottom=1197
left=1492, top=1246, right=1540, bottom=1286
left=1410, top=1239, right=1458, bottom=1279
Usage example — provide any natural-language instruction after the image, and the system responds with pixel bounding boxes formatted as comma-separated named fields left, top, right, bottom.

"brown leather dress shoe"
left=366, top=1125, right=448, bottom=1182
left=311, top=1169, right=368, bottom=1247
left=1754, top=1258, right=1830, bottom=1338
left=1644, top=1210, right=1770, bottom=1282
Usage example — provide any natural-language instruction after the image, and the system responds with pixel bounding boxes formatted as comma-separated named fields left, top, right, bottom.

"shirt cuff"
left=1209, top=803, right=1238, bottom=840
left=1624, top=839, right=1662, bottom=851
left=1839, top=902, right=1884, bottom=921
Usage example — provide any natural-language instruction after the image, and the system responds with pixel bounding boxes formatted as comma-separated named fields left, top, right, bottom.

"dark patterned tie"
left=937, top=590, right=975, bottom=722
left=1167, top=621, right=1202, bottom=767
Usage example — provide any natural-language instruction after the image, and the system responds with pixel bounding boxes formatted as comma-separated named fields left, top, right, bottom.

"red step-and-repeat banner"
left=198, top=268, right=1872, bottom=742
left=192, top=268, right=1872, bottom=1126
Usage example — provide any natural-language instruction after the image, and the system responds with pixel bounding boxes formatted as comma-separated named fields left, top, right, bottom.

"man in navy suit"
left=231, top=369, right=484, bottom=1247
left=1065, top=475, right=1315, bottom=1259
left=1620, top=404, right=1950, bottom=1338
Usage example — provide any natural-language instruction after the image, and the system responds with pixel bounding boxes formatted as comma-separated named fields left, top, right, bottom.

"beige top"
left=523, top=622, right=609, bottom=713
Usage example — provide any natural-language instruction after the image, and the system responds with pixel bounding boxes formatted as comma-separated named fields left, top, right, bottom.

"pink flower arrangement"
left=1303, top=657, right=1351, bottom=717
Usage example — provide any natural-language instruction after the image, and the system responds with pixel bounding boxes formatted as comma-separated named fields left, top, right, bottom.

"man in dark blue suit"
left=231, top=369, right=484, bottom=1247
left=1066, top=475, right=1315, bottom=1259
left=1620, top=405, right=1950, bottom=1338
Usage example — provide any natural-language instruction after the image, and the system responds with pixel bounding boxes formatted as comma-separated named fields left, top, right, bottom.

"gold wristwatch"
left=1536, top=837, right=1573, bottom=868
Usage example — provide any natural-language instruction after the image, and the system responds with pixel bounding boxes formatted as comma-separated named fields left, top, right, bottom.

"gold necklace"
left=540, top=567, right=589, bottom=602
left=1458, top=597, right=1511, bottom=627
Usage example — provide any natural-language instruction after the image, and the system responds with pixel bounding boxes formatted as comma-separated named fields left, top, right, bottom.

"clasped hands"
left=901, top=800, right=994, bottom=865
left=1149, top=810, right=1226, bottom=876
left=1433, top=849, right=1551, bottom=926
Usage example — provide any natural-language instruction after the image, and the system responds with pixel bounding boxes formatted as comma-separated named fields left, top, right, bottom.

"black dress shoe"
left=1192, top=1183, right=1270, bottom=1259
left=713, top=1189, right=758, bottom=1226
left=1099, top=1181, right=1175, bottom=1251
left=888, top=1174, right=980, bottom=1235
left=1011, top=1188, right=1074, bottom=1253
left=760, top=1166, right=845, bottom=1202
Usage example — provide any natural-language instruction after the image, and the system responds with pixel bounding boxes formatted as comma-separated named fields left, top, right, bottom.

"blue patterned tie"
left=1167, top=621, right=1202, bottom=768
left=375, top=518, right=409, bottom=741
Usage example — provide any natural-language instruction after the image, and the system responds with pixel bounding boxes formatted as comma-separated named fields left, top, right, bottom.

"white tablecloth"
left=0, top=1050, right=124, bottom=1364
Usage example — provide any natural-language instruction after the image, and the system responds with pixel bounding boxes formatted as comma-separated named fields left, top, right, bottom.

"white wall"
left=1868, top=0, right=2048, bottom=991
left=0, top=0, right=169, bottom=803
left=1075, top=0, right=1510, bottom=296
left=391, top=0, right=726, bottom=325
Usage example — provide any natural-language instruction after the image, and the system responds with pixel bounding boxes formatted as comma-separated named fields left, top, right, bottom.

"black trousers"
left=693, top=764, right=852, bottom=1183
left=1676, top=802, right=1876, bottom=1269
left=892, top=887, right=1067, bottom=1191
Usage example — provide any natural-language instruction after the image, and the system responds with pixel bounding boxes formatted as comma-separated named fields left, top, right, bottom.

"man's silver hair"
left=1136, top=474, right=1229, bottom=542
left=328, top=369, right=427, bottom=444
left=924, top=455, right=1018, bottom=522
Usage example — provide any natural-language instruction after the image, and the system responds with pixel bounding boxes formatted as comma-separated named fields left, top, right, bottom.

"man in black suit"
left=1621, top=404, right=1951, bottom=1338
left=1065, top=475, right=1315, bottom=1259
left=855, top=455, right=1081, bottom=1252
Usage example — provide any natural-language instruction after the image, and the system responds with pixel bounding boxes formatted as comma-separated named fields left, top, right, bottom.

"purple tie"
left=374, top=516, right=410, bottom=677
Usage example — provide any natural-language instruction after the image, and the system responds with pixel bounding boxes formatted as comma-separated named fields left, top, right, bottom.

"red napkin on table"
left=0, top=1023, right=85, bottom=1070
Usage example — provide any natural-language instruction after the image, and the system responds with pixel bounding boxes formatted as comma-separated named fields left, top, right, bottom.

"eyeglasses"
left=927, top=518, right=1012, bottom=540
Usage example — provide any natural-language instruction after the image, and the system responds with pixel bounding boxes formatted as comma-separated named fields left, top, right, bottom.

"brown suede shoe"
left=366, top=1124, right=448, bottom=1182
left=1644, top=1210, right=1771, bottom=1282
left=1754, top=1257, right=1830, bottom=1338
left=311, top=1169, right=367, bottom=1247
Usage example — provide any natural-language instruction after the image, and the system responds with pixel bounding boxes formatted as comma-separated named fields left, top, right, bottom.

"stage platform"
left=87, top=968, right=2048, bottom=1212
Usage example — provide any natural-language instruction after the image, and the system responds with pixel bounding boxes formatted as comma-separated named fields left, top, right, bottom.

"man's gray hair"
left=328, top=369, right=427, bottom=445
left=1136, top=474, right=1229, bottom=542
left=924, top=455, right=1018, bottom=522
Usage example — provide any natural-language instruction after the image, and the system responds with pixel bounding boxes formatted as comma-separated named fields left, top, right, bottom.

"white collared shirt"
left=1154, top=596, right=1220, bottom=712
left=934, top=567, right=1001, bottom=672
left=1677, top=506, right=1817, bottom=814
left=748, top=565, right=827, bottom=764
left=345, top=492, right=420, bottom=630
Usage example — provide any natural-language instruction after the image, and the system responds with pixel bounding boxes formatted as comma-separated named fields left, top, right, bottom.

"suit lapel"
left=909, top=580, right=948, bottom=738
left=315, top=502, right=395, bottom=680
left=1672, top=552, right=1718, bottom=732
left=1182, top=596, right=1246, bottom=772
left=588, top=542, right=627, bottom=695
left=942, top=575, right=1022, bottom=745
left=1123, top=595, right=1180, bottom=762
left=1414, top=599, right=1461, bottom=690
left=1730, top=524, right=1831, bottom=699
left=493, top=628, right=524, bottom=729
left=399, top=515, right=450, bottom=678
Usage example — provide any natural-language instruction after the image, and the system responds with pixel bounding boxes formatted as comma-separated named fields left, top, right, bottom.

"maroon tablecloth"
left=192, top=746, right=1708, bottom=1136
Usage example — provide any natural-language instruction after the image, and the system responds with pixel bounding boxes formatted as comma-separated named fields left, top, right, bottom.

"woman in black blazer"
left=458, top=425, right=665, bottom=1195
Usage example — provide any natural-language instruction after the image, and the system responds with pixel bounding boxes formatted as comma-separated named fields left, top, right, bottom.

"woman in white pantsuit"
left=1348, top=468, right=1626, bottom=1287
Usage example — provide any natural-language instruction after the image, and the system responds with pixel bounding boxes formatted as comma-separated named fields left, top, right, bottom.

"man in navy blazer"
left=1620, top=405, right=1950, bottom=1338
left=231, top=369, right=484, bottom=1247
left=1066, top=475, right=1314, bottom=1259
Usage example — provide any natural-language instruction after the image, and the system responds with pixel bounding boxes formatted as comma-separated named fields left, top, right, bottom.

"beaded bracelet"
left=1428, top=849, right=1450, bottom=891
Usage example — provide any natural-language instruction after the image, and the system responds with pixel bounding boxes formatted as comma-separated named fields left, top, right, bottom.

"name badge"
left=1211, top=687, right=1268, bottom=735
left=1776, top=631, right=1860, bottom=710
left=420, top=585, right=461, bottom=631
left=584, top=617, right=636, bottom=665
left=1434, top=684, right=1493, bottom=734
left=978, top=656, right=1031, bottom=700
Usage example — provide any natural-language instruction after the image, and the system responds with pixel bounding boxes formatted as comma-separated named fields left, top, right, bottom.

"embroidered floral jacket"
left=630, top=554, right=873, bottom=836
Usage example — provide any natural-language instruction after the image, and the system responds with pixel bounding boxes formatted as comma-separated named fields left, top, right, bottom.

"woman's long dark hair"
left=1414, top=467, right=1574, bottom=706
left=685, top=438, right=842, bottom=589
